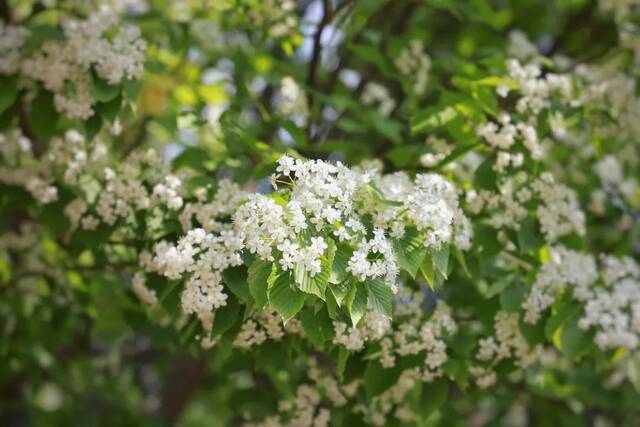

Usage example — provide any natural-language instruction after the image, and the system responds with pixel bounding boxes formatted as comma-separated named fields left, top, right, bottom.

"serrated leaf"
left=222, top=266, right=252, bottom=304
left=393, top=227, right=427, bottom=278
left=421, top=252, right=436, bottom=288
left=432, top=243, right=450, bottom=278
left=330, top=243, right=353, bottom=284
left=346, top=281, right=367, bottom=326
left=247, top=259, right=272, bottom=310
left=268, top=270, right=305, bottom=322
left=366, top=277, right=393, bottom=318
left=325, top=288, right=338, bottom=319
left=294, top=242, right=334, bottom=300
left=300, top=306, right=334, bottom=348
left=329, top=280, right=351, bottom=306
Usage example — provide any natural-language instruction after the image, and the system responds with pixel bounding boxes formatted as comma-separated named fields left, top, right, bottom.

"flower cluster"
left=580, top=255, right=640, bottom=350
left=147, top=227, right=243, bottom=323
left=470, top=311, right=542, bottom=389
left=361, top=82, right=396, bottom=117
left=523, top=247, right=640, bottom=351
left=233, top=309, right=302, bottom=349
left=277, top=76, right=309, bottom=125
left=523, top=246, right=598, bottom=323
left=3, top=7, right=146, bottom=119
left=0, top=22, right=28, bottom=74
left=394, top=39, right=431, bottom=96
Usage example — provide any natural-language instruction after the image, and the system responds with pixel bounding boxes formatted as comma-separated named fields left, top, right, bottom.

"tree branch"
left=0, top=0, right=12, bottom=23
left=153, top=352, right=206, bottom=425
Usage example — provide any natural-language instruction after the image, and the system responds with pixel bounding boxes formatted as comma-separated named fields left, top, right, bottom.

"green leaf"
left=452, top=246, right=471, bottom=277
left=85, top=113, right=102, bottom=141
left=247, top=259, right=272, bottom=310
left=329, top=280, right=351, bottom=306
left=518, top=216, right=545, bottom=254
left=268, top=270, right=305, bottom=322
left=419, top=379, right=449, bottom=420
left=553, top=313, right=593, bottom=360
left=366, top=277, right=393, bottom=318
left=472, top=86, right=498, bottom=116
left=499, top=282, right=526, bottom=313
left=123, top=78, right=142, bottom=101
left=386, top=144, right=424, bottom=168
left=222, top=266, right=252, bottom=304
left=330, top=243, right=353, bottom=284
left=294, top=242, right=334, bottom=300
left=337, top=346, right=350, bottom=381
left=364, top=360, right=400, bottom=398
left=421, top=253, right=436, bottom=289
left=96, top=95, right=122, bottom=123
left=365, top=182, right=404, bottom=207
left=0, top=76, right=18, bottom=115
left=545, top=301, right=581, bottom=340
left=432, top=243, right=450, bottom=278
left=349, top=44, right=388, bottom=71
left=300, top=306, right=335, bottom=348
left=559, top=321, right=592, bottom=360
left=474, top=157, right=498, bottom=190
left=411, top=105, right=458, bottom=134
left=393, top=226, right=427, bottom=278
left=29, top=91, right=58, bottom=140
left=345, top=281, right=367, bottom=326
left=325, top=288, right=338, bottom=319
left=211, top=294, right=241, bottom=338
left=92, top=74, right=121, bottom=103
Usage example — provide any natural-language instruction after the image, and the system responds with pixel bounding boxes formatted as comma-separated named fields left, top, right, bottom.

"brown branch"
left=19, top=98, right=46, bottom=157
left=153, top=352, right=206, bottom=425
left=306, top=0, right=354, bottom=144
left=0, top=0, right=12, bottom=23
left=307, top=0, right=332, bottom=96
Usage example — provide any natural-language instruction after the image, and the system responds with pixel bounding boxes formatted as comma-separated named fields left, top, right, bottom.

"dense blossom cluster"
left=1, top=7, right=146, bottom=119
left=233, top=309, right=302, bottom=349
left=142, top=155, right=470, bottom=329
left=523, top=247, right=640, bottom=351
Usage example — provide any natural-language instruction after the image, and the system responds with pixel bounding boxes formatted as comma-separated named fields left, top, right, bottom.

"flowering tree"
left=1, top=0, right=640, bottom=425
